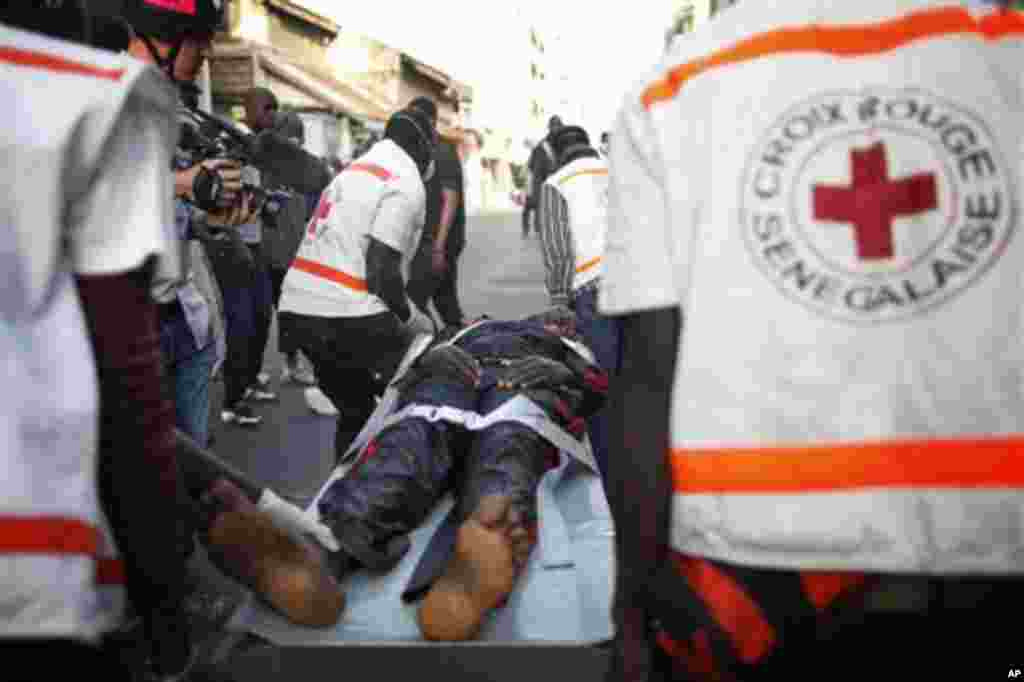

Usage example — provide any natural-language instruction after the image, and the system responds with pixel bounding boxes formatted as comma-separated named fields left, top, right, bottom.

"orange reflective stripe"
left=292, top=257, right=368, bottom=292
left=643, top=6, right=1024, bottom=108
left=799, top=571, right=870, bottom=612
left=981, top=7, right=1024, bottom=38
left=348, top=162, right=394, bottom=181
left=558, top=168, right=608, bottom=186
left=575, top=256, right=602, bottom=274
left=670, top=436, right=1024, bottom=494
left=656, top=628, right=725, bottom=679
left=0, top=45, right=124, bottom=81
left=0, top=517, right=101, bottom=556
left=672, top=553, right=776, bottom=664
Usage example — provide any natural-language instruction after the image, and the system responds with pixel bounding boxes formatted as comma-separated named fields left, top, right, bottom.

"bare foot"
left=204, top=509, right=346, bottom=628
left=417, top=495, right=535, bottom=641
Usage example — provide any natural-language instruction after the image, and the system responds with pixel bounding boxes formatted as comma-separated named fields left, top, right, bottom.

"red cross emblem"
left=307, top=196, right=333, bottom=237
left=812, top=142, right=938, bottom=261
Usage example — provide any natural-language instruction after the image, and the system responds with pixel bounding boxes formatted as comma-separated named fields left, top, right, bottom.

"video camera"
left=178, top=105, right=332, bottom=223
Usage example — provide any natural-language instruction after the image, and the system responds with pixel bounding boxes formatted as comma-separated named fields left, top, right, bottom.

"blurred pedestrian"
left=407, top=96, right=468, bottom=328
left=523, top=115, right=563, bottom=238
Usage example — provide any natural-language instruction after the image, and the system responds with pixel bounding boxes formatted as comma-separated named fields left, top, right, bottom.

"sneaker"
left=256, top=372, right=271, bottom=388
left=244, top=386, right=278, bottom=402
left=221, top=403, right=263, bottom=426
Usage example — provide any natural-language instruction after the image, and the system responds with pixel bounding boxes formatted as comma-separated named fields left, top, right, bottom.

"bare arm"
left=433, top=187, right=459, bottom=253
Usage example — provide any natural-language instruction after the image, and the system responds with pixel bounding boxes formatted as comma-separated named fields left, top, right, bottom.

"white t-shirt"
left=0, top=24, right=177, bottom=640
left=601, top=0, right=1024, bottom=573
left=280, top=139, right=426, bottom=318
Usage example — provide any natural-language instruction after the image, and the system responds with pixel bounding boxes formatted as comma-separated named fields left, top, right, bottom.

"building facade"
left=207, top=0, right=471, bottom=164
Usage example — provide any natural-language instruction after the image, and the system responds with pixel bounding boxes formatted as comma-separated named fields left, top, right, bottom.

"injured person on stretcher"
left=183, top=315, right=608, bottom=639
left=310, top=314, right=609, bottom=641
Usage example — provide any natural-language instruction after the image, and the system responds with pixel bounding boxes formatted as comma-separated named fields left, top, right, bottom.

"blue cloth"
left=159, top=302, right=217, bottom=447
left=572, top=286, right=621, bottom=482
left=170, top=199, right=213, bottom=352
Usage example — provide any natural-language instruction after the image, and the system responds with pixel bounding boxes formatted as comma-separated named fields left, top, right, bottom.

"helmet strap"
left=139, top=32, right=186, bottom=84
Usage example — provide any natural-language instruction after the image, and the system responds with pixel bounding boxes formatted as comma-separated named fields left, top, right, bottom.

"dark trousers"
left=268, top=265, right=298, bottom=357
left=280, top=311, right=410, bottom=462
left=644, top=559, right=1024, bottom=680
left=572, top=284, right=621, bottom=483
left=2, top=640, right=132, bottom=681
left=521, top=203, right=536, bottom=236
left=203, top=240, right=274, bottom=407
left=407, top=243, right=465, bottom=328
left=317, top=368, right=556, bottom=588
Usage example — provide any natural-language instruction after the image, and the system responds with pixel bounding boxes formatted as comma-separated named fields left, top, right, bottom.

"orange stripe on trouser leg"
left=672, top=553, right=776, bottom=664
left=96, top=558, right=127, bottom=586
left=800, top=571, right=871, bottom=612
left=657, top=628, right=729, bottom=680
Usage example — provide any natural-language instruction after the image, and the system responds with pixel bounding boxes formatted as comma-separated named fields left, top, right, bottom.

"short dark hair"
left=408, top=96, right=438, bottom=125
left=246, top=87, right=279, bottom=111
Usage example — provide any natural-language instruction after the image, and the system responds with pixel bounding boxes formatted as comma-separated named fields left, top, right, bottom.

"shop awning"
left=209, top=41, right=391, bottom=124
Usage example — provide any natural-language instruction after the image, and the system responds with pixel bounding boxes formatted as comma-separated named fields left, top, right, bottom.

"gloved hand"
left=540, top=304, right=577, bottom=338
left=401, top=304, right=436, bottom=338
left=257, top=489, right=340, bottom=552
left=499, top=355, right=574, bottom=391
left=393, top=343, right=481, bottom=392
left=419, top=344, right=482, bottom=388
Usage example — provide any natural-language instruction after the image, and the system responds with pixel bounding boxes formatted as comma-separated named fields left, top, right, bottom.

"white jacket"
left=544, top=156, right=610, bottom=290
left=0, top=24, right=177, bottom=640
left=602, top=1, right=1024, bottom=574
left=280, top=139, right=426, bottom=318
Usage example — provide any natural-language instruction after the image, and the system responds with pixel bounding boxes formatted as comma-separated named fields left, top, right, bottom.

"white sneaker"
left=305, top=387, right=339, bottom=416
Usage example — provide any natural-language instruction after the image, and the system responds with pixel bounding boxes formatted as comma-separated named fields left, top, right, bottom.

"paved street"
left=187, top=210, right=612, bottom=680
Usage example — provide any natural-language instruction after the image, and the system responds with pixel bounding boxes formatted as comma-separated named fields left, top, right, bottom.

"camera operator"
left=202, top=88, right=283, bottom=429
left=113, top=0, right=256, bottom=677
left=121, top=0, right=257, bottom=449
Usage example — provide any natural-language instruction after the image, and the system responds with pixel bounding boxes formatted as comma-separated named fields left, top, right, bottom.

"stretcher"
left=228, top=334, right=617, bottom=646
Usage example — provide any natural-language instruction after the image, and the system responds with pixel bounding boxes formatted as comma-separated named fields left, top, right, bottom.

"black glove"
left=499, top=355, right=574, bottom=391
left=394, top=344, right=481, bottom=393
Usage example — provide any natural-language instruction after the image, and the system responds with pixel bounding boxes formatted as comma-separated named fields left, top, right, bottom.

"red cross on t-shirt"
left=812, top=142, right=938, bottom=261
left=307, top=196, right=333, bottom=237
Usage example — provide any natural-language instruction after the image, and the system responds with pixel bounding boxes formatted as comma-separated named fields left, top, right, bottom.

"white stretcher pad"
left=232, top=334, right=616, bottom=644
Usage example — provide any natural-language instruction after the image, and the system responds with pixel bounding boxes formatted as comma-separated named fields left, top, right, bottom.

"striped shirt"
left=538, top=182, right=574, bottom=307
